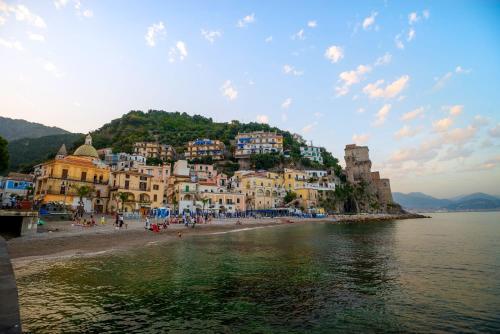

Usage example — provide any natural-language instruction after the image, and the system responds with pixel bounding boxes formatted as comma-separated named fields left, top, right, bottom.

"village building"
left=33, top=135, right=110, bottom=213
left=0, top=173, right=34, bottom=207
left=232, top=170, right=285, bottom=210
left=133, top=142, right=176, bottom=161
left=105, top=152, right=147, bottom=170
left=184, top=138, right=225, bottom=161
left=300, top=145, right=323, bottom=164
left=235, top=131, right=284, bottom=158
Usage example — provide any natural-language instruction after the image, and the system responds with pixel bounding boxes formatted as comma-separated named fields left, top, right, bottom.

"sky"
left=1, top=0, right=499, bottom=198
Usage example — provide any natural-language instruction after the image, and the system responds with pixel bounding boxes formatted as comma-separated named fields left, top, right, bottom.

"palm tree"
left=201, top=197, right=209, bottom=215
left=116, top=192, right=129, bottom=213
left=71, top=184, right=94, bottom=216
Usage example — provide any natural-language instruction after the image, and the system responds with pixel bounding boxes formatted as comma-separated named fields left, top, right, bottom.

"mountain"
left=393, top=192, right=453, bottom=210
left=0, top=116, right=70, bottom=141
left=7, top=133, right=84, bottom=173
left=393, top=192, right=500, bottom=211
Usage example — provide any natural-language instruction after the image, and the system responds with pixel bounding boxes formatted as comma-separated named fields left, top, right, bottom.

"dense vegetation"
left=7, top=133, right=84, bottom=174
left=0, top=116, right=69, bottom=141
left=0, top=135, right=8, bottom=173
left=6, top=110, right=342, bottom=176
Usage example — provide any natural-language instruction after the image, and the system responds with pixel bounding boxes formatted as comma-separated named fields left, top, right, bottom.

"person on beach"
left=145, top=216, right=150, bottom=230
left=115, top=213, right=119, bottom=227
left=177, top=231, right=182, bottom=238
left=100, top=216, right=106, bottom=225
left=118, top=213, right=124, bottom=229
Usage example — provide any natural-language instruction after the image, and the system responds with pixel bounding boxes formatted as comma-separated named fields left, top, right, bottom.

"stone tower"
left=344, top=144, right=372, bottom=183
left=55, top=144, right=67, bottom=160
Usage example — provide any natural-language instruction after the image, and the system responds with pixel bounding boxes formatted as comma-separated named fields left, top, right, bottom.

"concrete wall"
left=0, top=237, right=22, bottom=333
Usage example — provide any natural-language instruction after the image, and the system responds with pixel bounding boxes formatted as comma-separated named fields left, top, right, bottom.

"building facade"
left=184, top=139, right=225, bottom=161
left=0, top=173, right=34, bottom=207
left=133, top=142, right=176, bottom=161
left=34, top=135, right=111, bottom=213
left=300, top=145, right=323, bottom=164
left=235, top=131, right=284, bottom=158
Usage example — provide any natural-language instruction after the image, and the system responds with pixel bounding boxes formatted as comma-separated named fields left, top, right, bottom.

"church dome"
left=73, top=134, right=99, bottom=158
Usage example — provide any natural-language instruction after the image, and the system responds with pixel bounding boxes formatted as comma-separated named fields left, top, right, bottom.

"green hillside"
left=7, top=133, right=84, bottom=173
left=0, top=116, right=69, bottom=141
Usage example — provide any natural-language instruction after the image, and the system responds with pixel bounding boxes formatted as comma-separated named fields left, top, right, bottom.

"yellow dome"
left=73, top=144, right=99, bottom=158
left=73, top=134, right=99, bottom=158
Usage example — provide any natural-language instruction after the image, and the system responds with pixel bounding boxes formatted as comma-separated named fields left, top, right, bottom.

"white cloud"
left=445, top=126, right=477, bottom=145
left=283, top=64, right=303, bottom=76
left=434, top=66, right=471, bottom=90
left=265, top=36, right=273, bottom=43
left=408, top=12, right=420, bottom=25
left=281, top=113, right=288, bottom=122
left=407, top=28, right=415, bottom=41
left=374, top=52, right=392, bottom=66
left=373, top=104, right=391, bottom=126
left=237, top=13, right=255, bottom=28
left=82, top=9, right=93, bottom=18
left=292, top=28, right=305, bottom=40
left=314, top=112, right=324, bottom=118
left=307, top=20, right=317, bottom=28
left=401, top=106, right=424, bottom=121
left=362, top=11, right=378, bottom=30
left=281, top=98, right=292, bottom=109
left=220, top=80, right=238, bottom=101
left=324, top=45, right=344, bottom=63
left=489, top=124, right=500, bottom=138
left=352, top=133, right=370, bottom=145
left=357, top=107, right=365, bottom=114
left=27, top=31, right=45, bottom=42
left=445, top=105, right=464, bottom=117
left=433, top=117, right=453, bottom=132
left=302, top=122, right=318, bottom=134
left=335, top=64, right=371, bottom=96
left=201, top=29, right=222, bottom=43
left=256, top=115, right=269, bottom=124
left=145, top=21, right=165, bottom=47
left=1, top=3, right=46, bottom=28
left=54, top=0, right=69, bottom=9
left=43, top=60, right=65, bottom=78
left=394, top=125, right=421, bottom=139
left=0, top=37, right=23, bottom=50
left=422, top=10, right=430, bottom=19
left=168, top=41, right=188, bottom=62
left=363, top=75, right=410, bottom=99
left=395, top=33, right=404, bottom=49
left=472, top=115, right=489, bottom=127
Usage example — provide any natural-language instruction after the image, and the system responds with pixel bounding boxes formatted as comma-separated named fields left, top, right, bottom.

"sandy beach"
left=7, top=213, right=426, bottom=268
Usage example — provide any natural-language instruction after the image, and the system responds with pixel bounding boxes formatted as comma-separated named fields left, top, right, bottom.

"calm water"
left=17, top=212, right=500, bottom=333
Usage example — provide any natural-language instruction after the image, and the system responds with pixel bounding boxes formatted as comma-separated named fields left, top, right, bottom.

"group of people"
left=143, top=213, right=211, bottom=232
left=73, top=213, right=108, bottom=227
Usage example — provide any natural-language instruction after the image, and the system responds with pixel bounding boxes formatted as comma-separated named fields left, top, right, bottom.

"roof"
left=6, top=172, right=34, bottom=182
left=57, top=144, right=67, bottom=156
left=73, top=144, right=99, bottom=158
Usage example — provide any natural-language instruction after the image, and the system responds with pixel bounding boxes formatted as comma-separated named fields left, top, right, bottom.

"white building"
left=305, top=170, right=327, bottom=179
left=300, top=145, right=323, bottom=164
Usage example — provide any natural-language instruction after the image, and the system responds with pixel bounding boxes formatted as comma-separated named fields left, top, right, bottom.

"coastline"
left=8, top=213, right=427, bottom=271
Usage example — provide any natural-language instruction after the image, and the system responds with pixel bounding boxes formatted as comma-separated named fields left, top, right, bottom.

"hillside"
left=0, top=116, right=70, bottom=141
left=7, top=133, right=84, bottom=173
left=393, top=192, right=500, bottom=211
left=90, top=110, right=341, bottom=169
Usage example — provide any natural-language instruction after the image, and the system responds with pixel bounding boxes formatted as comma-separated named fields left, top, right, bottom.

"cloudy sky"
left=1, top=0, right=499, bottom=197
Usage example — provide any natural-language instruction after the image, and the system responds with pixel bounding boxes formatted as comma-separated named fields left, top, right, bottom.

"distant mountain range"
left=0, top=116, right=70, bottom=141
left=393, top=192, right=500, bottom=211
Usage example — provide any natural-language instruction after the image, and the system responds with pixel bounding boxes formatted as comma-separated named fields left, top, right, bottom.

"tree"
left=116, top=192, right=129, bottom=212
left=0, top=135, right=9, bottom=174
left=250, top=153, right=282, bottom=170
left=284, top=191, right=297, bottom=204
left=72, top=184, right=94, bottom=216
left=201, top=197, right=209, bottom=214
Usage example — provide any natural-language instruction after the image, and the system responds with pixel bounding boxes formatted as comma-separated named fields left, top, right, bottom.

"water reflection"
left=17, top=213, right=500, bottom=333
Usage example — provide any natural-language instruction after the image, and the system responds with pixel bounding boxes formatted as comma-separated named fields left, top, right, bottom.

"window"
left=62, top=169, right=68, bottom=179
left=125, top=180, right=129, bottom=189
left=60, top=185, right=66, bottom=194
left=154, top=194, right=157, bottom=202
left=139, top=182, right=147, bottom=191
left=96, top=190, right=101, bottom=198
left=81, top=172, right=87, bottom=181
left=237, top=198, right=240, bottom=204
left=185, top=185, right=189, bottom=192
left=153, top=185, right=159, bottom=190
left=125, top=174, right=130, bottom=179
left=219, top=198, right=223, bottom=205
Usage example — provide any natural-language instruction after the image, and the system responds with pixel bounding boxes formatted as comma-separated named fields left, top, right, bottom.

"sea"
left=16, top=212, right=500, bottom=333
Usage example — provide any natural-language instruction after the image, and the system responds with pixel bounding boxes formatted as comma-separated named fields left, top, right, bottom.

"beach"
left=7, top=213, right=426, bottom=268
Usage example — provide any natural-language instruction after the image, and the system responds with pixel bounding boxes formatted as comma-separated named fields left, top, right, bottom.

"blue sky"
left=1, top=0, right=499, bottom=197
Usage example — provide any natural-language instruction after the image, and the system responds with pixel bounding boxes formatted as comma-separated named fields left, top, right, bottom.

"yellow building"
left=233, top=171, right=285, bottom=210
left=294, top=187, right=320, bottom=210
left=184, top=138, right=225, bottom=161
left=34, top=134, right=110, bottom=213
left=283, top=168, right=307, bottom=191
left=108, top=170, right=165, bottom=214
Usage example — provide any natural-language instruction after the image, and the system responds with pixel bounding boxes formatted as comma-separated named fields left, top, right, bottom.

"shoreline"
left=8, top=213, right=427, bottom=270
